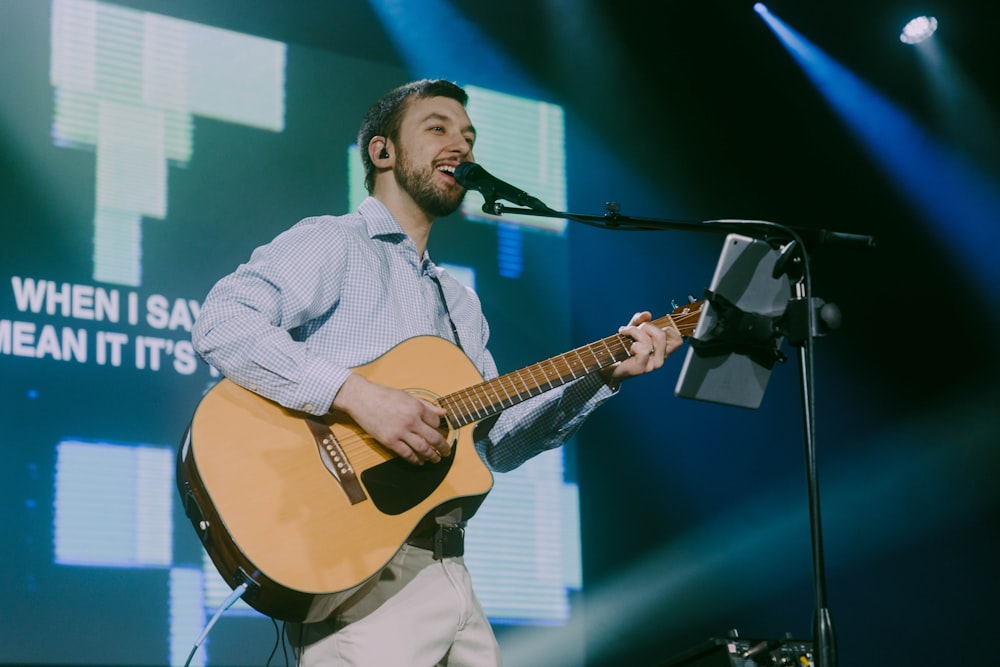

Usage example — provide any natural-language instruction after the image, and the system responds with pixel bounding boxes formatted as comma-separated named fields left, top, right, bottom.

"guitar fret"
left=538, top=364, right=552, bottom=389
left=615, top=335, right=631, bottom=360
left=587, top=343, right=602, bottom=368
left=513, top=369, right=532, bottom=398
left=470, top=397, right=485, bottom=420
left=441, top=398, right=462, bottom=430
left=517, top=369, right=534, bottom=398
left=486, top=380, right=506, bottom=411
left=548, top=356, right=565, bottom=382
left=468, top=389, right=484, bottom=416
left=456, top=390, right=478, bottom=423
left=495, top=378, right=514, bottom=407
left=599, top=338, right=616, bottom=364
left=542, top=358, right=558, bottom=389
left=472, top=391, right=489, bottom=419
left=452, top=394, right=473, bottom=427
left=521, top=366, right=541, bottom=396
left=525, top=368, right=544, bottom=396
left=451, top=390, right=467, bottom=419
left=561, top=353, right=579, bottom=380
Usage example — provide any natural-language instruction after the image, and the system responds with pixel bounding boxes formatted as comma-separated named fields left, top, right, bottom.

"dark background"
left=4, top=1, right=999, bottom=665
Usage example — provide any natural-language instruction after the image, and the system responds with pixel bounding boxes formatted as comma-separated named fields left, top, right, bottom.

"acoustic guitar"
left=177, top=301, right=703, bottom=622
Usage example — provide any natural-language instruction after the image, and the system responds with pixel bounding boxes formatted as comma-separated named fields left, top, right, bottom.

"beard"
left=394, top=146, right=466, bottom=218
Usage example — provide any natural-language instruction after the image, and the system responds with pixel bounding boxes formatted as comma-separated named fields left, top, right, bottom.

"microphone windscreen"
left=452, top=162, right=483, bottom=187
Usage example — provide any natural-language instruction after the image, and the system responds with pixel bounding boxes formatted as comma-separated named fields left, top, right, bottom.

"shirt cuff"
left=290, top=356, right=352, bottom=415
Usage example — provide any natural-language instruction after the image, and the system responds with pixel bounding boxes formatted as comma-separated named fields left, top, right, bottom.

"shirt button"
left=302, top=403, right=315, bottom=412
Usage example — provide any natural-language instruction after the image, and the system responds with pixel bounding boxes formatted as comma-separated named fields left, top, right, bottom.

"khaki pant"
left=288, top=543, right=502, bottom=666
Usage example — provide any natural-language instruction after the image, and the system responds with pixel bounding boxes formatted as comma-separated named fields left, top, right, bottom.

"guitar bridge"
left=305, top=418, right=367, bottom=505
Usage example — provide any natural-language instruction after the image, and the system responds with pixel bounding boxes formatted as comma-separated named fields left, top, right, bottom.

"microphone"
left=452, top=162, right=552, bottom=212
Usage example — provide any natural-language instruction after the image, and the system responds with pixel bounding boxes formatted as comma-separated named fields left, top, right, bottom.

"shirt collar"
left=359, top=197, right=405, bottom=240
left=358, top=197, right=435, bottom=268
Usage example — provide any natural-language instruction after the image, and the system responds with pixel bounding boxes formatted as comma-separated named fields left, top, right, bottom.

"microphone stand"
left=483, top=198, right=875, bottom=250
left=484, top=198, right=867, bottom=667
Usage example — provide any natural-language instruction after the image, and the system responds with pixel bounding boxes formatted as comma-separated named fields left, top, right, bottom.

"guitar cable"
left=265, top=618, right=290, bottom=667
left=182, top=581, right=249, bottom=667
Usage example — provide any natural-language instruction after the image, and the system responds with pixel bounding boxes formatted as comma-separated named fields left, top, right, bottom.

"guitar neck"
left=439, top=305, right=702, bottom=428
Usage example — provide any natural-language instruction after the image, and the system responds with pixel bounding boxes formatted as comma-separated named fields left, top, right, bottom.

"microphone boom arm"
left=486, top=201, right=876, bottom=250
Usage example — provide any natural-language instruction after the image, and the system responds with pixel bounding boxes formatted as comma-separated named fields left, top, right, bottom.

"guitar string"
left=439, top=309, right=702, bottom=426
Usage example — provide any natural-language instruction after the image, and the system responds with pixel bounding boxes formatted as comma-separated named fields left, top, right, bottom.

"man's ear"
left=370, top=136, right=392, bottom=163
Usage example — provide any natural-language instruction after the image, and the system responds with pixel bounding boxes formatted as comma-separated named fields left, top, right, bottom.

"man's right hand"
left=331, top=373, right=450, bottom=465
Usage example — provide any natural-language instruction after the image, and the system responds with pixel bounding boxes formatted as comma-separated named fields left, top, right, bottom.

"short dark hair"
left=357, top=79, right=469, bottom=194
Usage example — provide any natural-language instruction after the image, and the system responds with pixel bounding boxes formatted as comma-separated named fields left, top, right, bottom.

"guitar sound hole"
left=360, top=442, right=456, bottom=515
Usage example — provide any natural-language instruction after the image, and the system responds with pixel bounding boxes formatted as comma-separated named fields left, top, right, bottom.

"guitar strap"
left=434, top=270, right=503, bottom=449
left=426, top=273, right=473, bottom=553
left=431, top=274, right=464, bottom=352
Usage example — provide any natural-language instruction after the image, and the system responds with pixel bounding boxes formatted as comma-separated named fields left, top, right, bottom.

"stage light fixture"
left=900, top=16, right=937, bottom=44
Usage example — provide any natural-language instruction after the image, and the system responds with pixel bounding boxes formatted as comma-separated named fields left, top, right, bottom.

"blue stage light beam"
left=908, top=26, right=1000, bottom=190
left=500, top=385, right=1000, bottom=666
left=365, top=0, right=543, bottom=97
left=754, top=4, right=1000, bottom=308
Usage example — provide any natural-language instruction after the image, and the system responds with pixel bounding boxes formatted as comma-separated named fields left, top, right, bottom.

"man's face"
left=393, top=95, right=476, bottom=218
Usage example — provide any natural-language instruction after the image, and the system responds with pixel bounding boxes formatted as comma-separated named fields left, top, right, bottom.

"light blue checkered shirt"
left=192, top=197, right=613, bottom=471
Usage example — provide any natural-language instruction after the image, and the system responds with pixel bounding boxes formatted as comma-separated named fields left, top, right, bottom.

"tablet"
left=674, top=233, right=792, bottom=409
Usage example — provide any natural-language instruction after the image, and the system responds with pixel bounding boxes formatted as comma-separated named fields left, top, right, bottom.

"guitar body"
left=177, top=336, right=494, bottom=622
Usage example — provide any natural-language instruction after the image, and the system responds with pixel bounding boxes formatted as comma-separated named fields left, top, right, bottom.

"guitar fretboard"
left=439, top=305, right=702, bottom=428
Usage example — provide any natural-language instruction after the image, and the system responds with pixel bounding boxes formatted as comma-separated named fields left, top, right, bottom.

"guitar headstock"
left=657, top=299, right=705, bottom=338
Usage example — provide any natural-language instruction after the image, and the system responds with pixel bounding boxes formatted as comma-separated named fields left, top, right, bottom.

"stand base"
left=659, top=636, right=814, bottom=667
